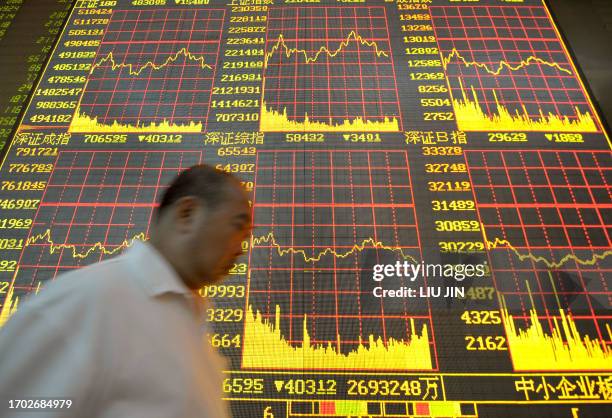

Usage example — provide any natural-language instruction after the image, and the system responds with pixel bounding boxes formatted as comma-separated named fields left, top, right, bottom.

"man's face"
left=186, top=185, right=252, bottom=287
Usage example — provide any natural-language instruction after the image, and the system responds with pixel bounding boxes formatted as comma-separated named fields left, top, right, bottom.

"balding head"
left=156, top=164, right=246, bottom=218
left=150, top=165, right=252, bottom=289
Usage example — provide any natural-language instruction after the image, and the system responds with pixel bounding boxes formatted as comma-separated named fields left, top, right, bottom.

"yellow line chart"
left=442, top=48, right=573, bottom=76
left=251, top=232, right=419, bottom=264
left=23, top=229, right=419, bottom=265
left=481, top=225, right=612, bottom=269
left=263, top=30, right=389, bottom=68
left=23, top=229, right=146, bottom=259
left=71, top=47, right=214, bottom=133
left=90, top=47, right=213, bottom=76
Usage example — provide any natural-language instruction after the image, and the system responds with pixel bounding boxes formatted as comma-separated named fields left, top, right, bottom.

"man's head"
left=149, top=165, right=252, bottom=290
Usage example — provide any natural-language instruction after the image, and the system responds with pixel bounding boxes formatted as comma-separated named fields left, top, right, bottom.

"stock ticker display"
left=0, top=0, right=611, bottom=417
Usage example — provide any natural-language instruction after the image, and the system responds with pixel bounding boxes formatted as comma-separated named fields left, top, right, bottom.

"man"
left=0, top=164, right=252, bottom=418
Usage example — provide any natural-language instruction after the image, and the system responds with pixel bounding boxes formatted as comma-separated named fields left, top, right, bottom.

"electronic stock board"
left=0, top=0, right=611, bottom=417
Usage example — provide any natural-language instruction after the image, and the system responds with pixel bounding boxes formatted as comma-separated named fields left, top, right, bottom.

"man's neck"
left=148, top=236, right=197, bottom=290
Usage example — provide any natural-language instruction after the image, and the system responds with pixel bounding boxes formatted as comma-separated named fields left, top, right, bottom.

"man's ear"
left=173, top=196, right=205, bottom=231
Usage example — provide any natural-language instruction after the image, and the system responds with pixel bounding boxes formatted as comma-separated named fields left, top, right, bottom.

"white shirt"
left=0, top=241, right=230, bottom=418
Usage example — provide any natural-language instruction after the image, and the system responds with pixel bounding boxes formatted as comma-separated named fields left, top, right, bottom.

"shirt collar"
left=124, top=240, right=192, bottom=297
left=123, top=240, right=212, bottom=322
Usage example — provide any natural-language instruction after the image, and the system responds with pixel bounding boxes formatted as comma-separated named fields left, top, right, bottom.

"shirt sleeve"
left=0, top=291, right=105, bottom=418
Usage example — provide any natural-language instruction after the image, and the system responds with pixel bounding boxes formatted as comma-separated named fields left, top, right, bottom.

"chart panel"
left=70, top=9, right=224, bottom=133
left=467, top=150, right=611, bottom=371
left=430, top=6, right=600, bottom=132
left=244, top=150, right=433, bottom=370
left=261, top=7, right=402, bottom=132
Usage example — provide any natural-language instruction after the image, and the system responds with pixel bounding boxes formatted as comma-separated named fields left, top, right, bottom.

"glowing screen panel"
left=0, top=0, right=610, bottom=417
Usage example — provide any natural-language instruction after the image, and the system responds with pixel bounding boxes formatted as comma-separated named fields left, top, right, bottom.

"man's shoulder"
left=60, top=254, right=127, bottom=284
left=0, top=254, right=138, bottom=336
left=26, top=255, right=133, bottom=310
